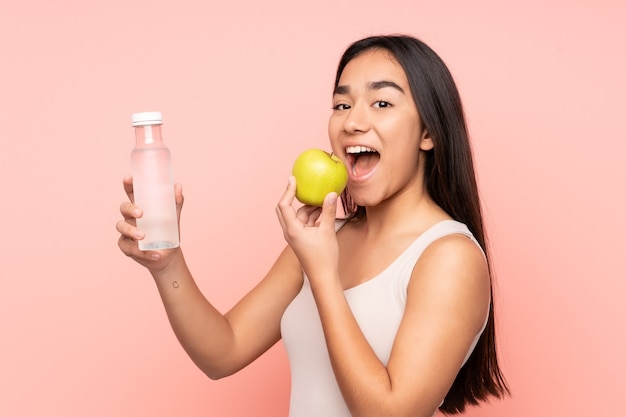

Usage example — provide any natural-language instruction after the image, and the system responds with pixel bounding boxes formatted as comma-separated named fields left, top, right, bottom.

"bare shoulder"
left=416, top=233, right=488, bottom=281
left=408, top=233, right=490, bottom=332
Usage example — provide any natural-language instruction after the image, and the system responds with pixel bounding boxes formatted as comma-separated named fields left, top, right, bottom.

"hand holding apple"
left=291, top=148, right=348, bottom=206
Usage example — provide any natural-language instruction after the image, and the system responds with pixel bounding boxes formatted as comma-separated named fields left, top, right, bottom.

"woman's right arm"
left=116, top=176, right=303, bottom=379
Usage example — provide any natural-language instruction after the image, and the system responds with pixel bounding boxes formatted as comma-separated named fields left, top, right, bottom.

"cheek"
left=387, top=127, right=422, bottom=163
left=328, top=114, right=340, bottom=133
left=328, top=116, right=341, bottom=143
left=329, top=139, right=343, bottom=159
left=400, top=117, right=423, bottom=149
left=383, top=119, right=419, bottom=149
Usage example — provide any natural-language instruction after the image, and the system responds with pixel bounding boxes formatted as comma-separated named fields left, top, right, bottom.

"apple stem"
left=329, top=152, right=334, bottom=158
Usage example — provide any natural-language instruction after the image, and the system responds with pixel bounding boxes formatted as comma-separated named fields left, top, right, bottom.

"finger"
left=173, top=183, right=184, bottom=223
left=276, top=176, right=301, bottom=236
left=120, top=202, right=142, bottom=221
left=319, top=192, right=338, bottom=231
left=295, top=204, right=321, bottom=227
left=275, top=203, right=286, bottom=231
left=123, top=175, right=135, bottom=203
left=174, top=183, right=184, bottom=207
left=117, top=234, right=161, bottom=262
left=306, top=208, right=322, bottom=227
left=116, top=219, right=144, bottom=240
left=276, top=176, right=298, bottom=223
left=296, top=204, right=319, bottom=223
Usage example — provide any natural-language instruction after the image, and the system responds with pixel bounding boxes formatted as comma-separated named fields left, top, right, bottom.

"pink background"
left=1, top=1, right=624, bottom=416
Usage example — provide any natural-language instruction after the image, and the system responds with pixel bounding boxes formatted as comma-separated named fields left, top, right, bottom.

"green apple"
left=291, top=148, right=348, bottom=206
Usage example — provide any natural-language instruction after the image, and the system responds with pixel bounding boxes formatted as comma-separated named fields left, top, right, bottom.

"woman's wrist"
left=149, top=247, right=187, bottom=281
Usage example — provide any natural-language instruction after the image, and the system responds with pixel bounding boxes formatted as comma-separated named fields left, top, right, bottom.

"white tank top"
left=280, top=220, right=487, bottom=417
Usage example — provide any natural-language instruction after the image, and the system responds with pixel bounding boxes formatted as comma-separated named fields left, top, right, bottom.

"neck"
left=359, top=187, right=449, bottom=238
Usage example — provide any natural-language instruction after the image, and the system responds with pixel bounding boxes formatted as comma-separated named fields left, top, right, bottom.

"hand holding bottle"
left=117, top=175, right=184, bottom=271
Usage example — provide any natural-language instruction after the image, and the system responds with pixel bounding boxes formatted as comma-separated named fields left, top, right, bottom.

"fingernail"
left=134, top=230, right=144, bottom=239
left=150, top=253, right=160, bottom=260
left=328, top=192, right=337, bottom=204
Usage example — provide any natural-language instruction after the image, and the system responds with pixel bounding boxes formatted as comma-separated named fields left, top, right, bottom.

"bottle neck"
left=134, top=124, right=164, bottom=147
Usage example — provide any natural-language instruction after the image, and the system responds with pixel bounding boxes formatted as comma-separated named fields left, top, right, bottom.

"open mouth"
left=345, top=145, right=380, bottom=178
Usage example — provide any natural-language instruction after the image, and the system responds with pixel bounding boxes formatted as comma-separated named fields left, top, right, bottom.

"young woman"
left=117, top=35, right=509, bottom=416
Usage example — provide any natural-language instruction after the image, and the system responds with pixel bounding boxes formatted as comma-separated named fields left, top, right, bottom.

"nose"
left=343, top=102, right=370, bottom=134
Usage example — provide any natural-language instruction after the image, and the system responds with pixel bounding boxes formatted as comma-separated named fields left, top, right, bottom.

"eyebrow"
left=333, top=80, right=405, bottom=95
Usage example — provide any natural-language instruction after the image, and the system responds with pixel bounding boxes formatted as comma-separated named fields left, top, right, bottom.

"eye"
left=333, top=103, right=351, bottom=111
left=373, top=100, right=391, bottom=108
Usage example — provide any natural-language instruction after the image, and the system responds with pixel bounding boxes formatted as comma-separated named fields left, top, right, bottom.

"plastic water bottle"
left=130, top=111, right=179, bottom=250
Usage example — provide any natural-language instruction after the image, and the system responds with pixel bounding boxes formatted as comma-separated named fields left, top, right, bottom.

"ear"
left=419, top=128, right=434, bottom=151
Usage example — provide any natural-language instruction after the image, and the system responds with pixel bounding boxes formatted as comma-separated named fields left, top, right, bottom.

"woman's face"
left=328, top=48, right=432, bottom=208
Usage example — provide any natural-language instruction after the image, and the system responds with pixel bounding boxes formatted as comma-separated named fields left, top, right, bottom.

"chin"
left=349, top=194, right=380, bottom=209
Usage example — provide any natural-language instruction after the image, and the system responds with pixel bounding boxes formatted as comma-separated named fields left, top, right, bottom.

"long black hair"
left=335, top=35, right=510, bottom=414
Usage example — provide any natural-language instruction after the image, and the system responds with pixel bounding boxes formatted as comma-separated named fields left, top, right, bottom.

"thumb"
left=319, top=192, right=338, bottom=230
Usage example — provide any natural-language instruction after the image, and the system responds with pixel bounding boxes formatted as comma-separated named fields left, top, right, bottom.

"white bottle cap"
left=132, top=111, right=163, bottom=126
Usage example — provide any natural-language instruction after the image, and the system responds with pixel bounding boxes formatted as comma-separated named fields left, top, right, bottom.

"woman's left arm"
left=276, top=178, right=491, bottom=417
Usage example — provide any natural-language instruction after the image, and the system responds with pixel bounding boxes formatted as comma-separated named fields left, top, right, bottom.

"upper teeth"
left=346, top=145, right=376, bottom=154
